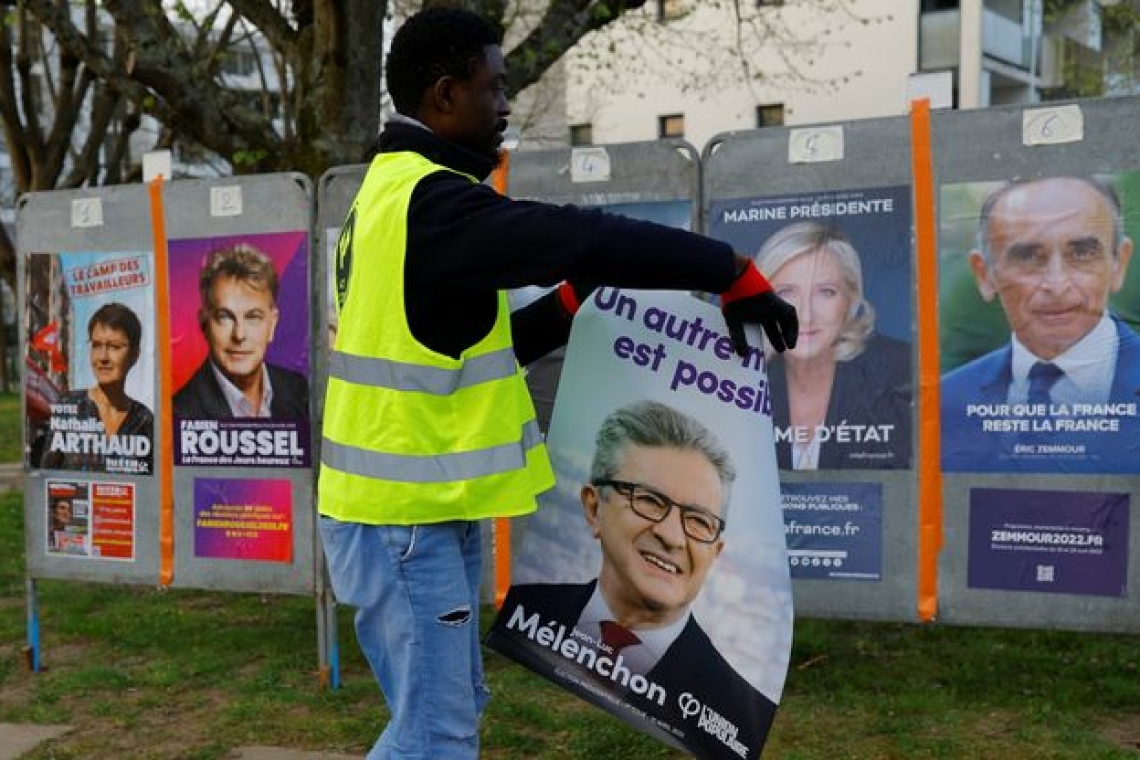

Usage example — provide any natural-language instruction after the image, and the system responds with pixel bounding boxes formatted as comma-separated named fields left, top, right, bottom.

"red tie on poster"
left=599, top=620, right=641, bottom=653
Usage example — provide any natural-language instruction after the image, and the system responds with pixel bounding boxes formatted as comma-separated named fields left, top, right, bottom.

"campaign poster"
left=968, top=488, right=1128, bottom=597
left=597, top=199, right=692, bottom=230
left=781, top=482, right=882, bottom=581
left=939, top=172, right=1140, bottom=473
left=169, top=231, right=310, bottom=468
left=193, top=477, right=293, bottom=562
left=486, top=290, right=792, bottom=760
left=707, top=186, right=913, bottom=471
left=46, top=479, right=136, bottom=560
left=24, top=251, right=156, bottom=475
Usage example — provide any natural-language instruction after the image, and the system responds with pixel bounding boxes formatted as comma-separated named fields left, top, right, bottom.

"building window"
left=223, top=49, right=258, bottom=77
left=658, top=0, right=686, bottom=21
left=658, top=114, right=685, bottom=139
left=569, top=124, right=593, bottom=146
left=757, top=0, right=784, bottom=6
left=756, top=103, right=785, bottom=127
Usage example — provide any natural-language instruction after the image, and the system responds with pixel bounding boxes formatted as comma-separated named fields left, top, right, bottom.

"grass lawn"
left=0, top=390, right=1138, bottom=757
left=0, top=393, right=21, bottom=462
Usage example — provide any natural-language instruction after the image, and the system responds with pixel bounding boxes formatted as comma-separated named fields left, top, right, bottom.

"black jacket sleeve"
left=411, top=174, right=737, bottom=293
left=509, top=289, right=573, bottom=367
left=405, top=172, right=736, bottom=359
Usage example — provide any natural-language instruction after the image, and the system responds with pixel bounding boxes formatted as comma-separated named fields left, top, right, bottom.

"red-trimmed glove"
left=556, top=280, right=598, bottom=317
left=720, top=260, right=798, bottom=355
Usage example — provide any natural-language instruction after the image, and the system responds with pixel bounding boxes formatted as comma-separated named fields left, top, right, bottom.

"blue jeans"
left=319, top=517, right=490, bottom=760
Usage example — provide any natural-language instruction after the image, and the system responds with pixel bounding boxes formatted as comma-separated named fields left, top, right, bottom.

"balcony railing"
left=920, top=7, right=1040, bottom=72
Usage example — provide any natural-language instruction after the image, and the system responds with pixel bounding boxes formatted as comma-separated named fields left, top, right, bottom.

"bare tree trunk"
left=0, top=278, right=8, bottom=393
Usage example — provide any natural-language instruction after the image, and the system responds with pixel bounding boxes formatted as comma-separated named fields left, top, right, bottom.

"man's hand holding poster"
left=485, top=289, right=793, bottom=760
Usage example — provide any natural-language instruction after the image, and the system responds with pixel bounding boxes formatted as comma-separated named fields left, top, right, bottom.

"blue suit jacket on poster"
left=485, top=581, right=776, bottom=760
left=941, top=316, right=1140, bottom=472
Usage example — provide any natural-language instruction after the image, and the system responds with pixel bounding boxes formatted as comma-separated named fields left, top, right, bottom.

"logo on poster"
left=678, top=692, right=750, bottom=758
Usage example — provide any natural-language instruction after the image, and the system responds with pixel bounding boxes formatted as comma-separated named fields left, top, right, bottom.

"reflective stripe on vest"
left=322, top=418, right=545, bottom=483
left=328, top=346, right=518, bottom=394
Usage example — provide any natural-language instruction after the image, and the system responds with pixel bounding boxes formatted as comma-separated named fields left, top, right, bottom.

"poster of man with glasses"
left=486, top=288, right=791, bottom=760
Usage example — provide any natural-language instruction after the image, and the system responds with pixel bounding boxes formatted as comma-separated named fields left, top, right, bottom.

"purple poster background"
left=968, top=487, right=1129, bottom=597
left=193, top=477, right=293, bottom=562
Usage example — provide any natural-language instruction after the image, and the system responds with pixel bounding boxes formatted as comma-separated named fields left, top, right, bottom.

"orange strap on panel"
left=490, top=152, right=512, bottom=608
left=910, top=99, right=943, bottom=622
left=148, top=177, right=176, bottom=586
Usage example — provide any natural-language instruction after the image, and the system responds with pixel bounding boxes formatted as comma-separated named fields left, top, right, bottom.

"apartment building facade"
left=514, top=0, right=1136, bottom=153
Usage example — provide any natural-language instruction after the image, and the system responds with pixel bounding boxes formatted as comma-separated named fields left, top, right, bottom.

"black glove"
left=720, top=260, right=798, bottom=355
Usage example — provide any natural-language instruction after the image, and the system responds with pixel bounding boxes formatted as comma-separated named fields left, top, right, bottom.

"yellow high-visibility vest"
left=318, top=151, right=554, bottom=524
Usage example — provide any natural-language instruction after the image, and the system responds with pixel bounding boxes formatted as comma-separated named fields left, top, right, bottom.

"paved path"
left=0, top=462, right=21, bottom=494
left=0, top=724, right=71, bottom=760
left=0, top=724, right=358, bottom=760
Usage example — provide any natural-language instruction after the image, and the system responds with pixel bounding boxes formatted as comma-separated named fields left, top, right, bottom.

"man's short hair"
left=198, top=244, right=279, bottom=310
left=385, top=7, right=502, bottom=115
left=590, top=400, right=737, bottom=511
left=977, top=175, right=1124, bottom=261
left=88, top=302, right=142, bottom=354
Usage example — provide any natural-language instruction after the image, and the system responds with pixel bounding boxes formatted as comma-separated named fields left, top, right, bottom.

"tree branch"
left=226, top=0, right=298, bottom=61
left=504, top=0, right=646, bottom=94
left=101, top=0, right=281, bottom=165
left=21, top=0, right=180, bottom=127
left=0, top=16, right=31, bottom=190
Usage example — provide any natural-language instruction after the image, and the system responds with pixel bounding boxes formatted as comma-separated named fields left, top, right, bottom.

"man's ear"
left=711, top=537, right=725, bottom=560
left=969, top=250, right=997, bottom=302
left=1111, top=237, right=1134, bottom=292
left=429, top=75, right=458, bottom=114
left=581, top=485, right=602, bottom=539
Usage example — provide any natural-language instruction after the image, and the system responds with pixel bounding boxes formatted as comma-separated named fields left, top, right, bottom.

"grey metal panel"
left=314, top=163, right=367, bottom=407
left=509, top=139, right=701, bottom=227
left=703, top=115, right=919, bottom=623
left=19, top=174, right=319, bottom=595
left=703, top=116, right=915, bottom=209
left=314, top=165, right=367, bottom=431
left=19, top=183, right=164, bottom=586
left=931, top=96, right=1140, bottom=632
left=164, top=173, right=316, bottom=595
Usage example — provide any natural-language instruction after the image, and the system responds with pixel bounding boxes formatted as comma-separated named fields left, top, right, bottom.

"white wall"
left=561, top=0, right=919, bottom=152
